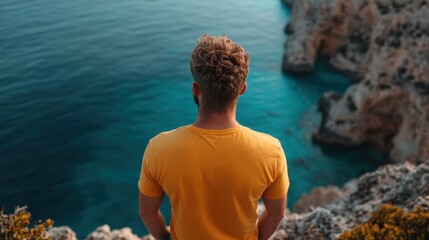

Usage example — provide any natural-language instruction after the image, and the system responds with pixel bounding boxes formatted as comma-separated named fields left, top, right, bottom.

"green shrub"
left=339, top=204, right=429, bottom=240
left=0, top=206, right=53, bottom=240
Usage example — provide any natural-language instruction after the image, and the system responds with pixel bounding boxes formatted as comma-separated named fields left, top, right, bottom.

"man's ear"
left=240, top=82, right=247, bottom=95
left=192, top=82, right=200, bottom=95
left=192, top=82, right=201, bottom=106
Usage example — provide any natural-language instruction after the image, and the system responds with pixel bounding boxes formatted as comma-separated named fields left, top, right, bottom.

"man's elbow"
left=268, top=210, right=285, bottom=222
left=139, top=208, right=146, bottom=219
left=139, top=207, right=157, bottom=219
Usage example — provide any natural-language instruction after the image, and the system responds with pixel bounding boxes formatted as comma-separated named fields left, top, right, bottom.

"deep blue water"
left=0, top=0, right=383, bottom=238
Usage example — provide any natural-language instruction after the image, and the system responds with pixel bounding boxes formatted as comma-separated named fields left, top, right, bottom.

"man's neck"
left=193, top=107, right=240, bottom=130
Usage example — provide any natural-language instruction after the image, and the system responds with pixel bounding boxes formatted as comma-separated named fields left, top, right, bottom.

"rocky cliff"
left=283, top=0, right=429, bottom=163
left=270, top=161, right=429, bottom=239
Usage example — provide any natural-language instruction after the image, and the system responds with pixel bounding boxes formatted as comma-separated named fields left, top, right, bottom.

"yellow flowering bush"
left=0, top=206, right=53, bottom=240
left=339, top=204, right=429, bottom=240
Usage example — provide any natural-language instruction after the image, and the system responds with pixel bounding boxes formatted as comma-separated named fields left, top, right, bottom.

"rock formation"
left=271, top=161, right=429, bottom=239
left=292, top=186, right=345, bottom=213
left=47, top=226, right=77, bottom=240
left=48, top=225, right=145, bottom=240
left=283, top=0, right=429, bottom=163
left=85, top=225, right=141, bottom=240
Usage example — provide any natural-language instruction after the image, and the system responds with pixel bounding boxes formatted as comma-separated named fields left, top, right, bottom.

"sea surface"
left=0, top=0, right=383, bottom=237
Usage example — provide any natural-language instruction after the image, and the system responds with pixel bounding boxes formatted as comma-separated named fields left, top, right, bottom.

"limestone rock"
left=47, top=226, right=77, bottom=240
left=293, top=186, right=344, bottom=213
left=85, top=225, right=141, bottom=240
left=283, top=0, right=355, bottom=72
left=274, top=161, right=429, bottom=239
left=284, top=0, right=429, bottom=163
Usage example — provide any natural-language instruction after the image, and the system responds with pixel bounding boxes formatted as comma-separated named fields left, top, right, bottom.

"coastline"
left=272, top=0, right=429, bottom=238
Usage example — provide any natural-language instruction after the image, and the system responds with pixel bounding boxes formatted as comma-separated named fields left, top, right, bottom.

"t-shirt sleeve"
left=262, top=140, right=290, bottom=200
left=138, top=139, right=164, bottom=197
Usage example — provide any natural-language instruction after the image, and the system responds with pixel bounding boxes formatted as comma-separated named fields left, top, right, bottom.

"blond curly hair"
left=190, top=34, right=250, bottom=113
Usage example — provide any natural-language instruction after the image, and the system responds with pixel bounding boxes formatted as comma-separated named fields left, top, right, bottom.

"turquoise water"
left=0, top=0, right=383, bottom=237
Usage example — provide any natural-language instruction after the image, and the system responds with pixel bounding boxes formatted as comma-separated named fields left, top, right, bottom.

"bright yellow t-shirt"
left=138, top=124, right=289, bottom=240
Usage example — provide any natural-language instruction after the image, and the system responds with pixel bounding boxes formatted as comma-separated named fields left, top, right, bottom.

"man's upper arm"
left=262, top=140, right=290, bottom=200
left=139, top=191, right=164, bottom=216
left=138, top=140, right=164, bottom=197
left=262, top=195, right=287, bottom=218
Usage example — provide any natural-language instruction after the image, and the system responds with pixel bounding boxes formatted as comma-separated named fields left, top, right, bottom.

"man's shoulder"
left=242, top=126, right=281, bottom=150
left=149, top=125, right=189, bottom=145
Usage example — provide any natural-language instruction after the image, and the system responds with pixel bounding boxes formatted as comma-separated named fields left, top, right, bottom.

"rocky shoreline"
left=283, top=0, right=429, bottom=163
left=270, top=1, right=429, bottom=237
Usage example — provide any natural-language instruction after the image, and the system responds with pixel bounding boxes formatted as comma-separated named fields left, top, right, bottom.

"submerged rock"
left=284, top=0, right=429, bottom=163
left=272, top=161, right=429, bottom=239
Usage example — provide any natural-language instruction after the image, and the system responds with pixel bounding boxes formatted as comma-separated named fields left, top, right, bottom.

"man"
left=138, top=34, right=289, bottom=240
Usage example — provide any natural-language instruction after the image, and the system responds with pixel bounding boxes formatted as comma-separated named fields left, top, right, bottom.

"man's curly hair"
left=190, top=34, right=250, bottom=113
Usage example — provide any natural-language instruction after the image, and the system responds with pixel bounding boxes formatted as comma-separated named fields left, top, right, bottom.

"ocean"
left=0, top=0, right=383, bottom=237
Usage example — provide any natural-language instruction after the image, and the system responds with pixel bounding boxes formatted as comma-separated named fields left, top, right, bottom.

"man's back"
left=138, top=124, right=289, bottom=240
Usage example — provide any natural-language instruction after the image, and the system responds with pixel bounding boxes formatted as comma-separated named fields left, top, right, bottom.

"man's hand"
left=139, top=192, right=170, bottom=240
left=257, top=195, right=287, bottom=240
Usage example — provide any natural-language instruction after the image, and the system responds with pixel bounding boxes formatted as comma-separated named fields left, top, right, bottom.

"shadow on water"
left=284, top=56, right=352, bottom=93
left=319, top=143, right=387, bottom=173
